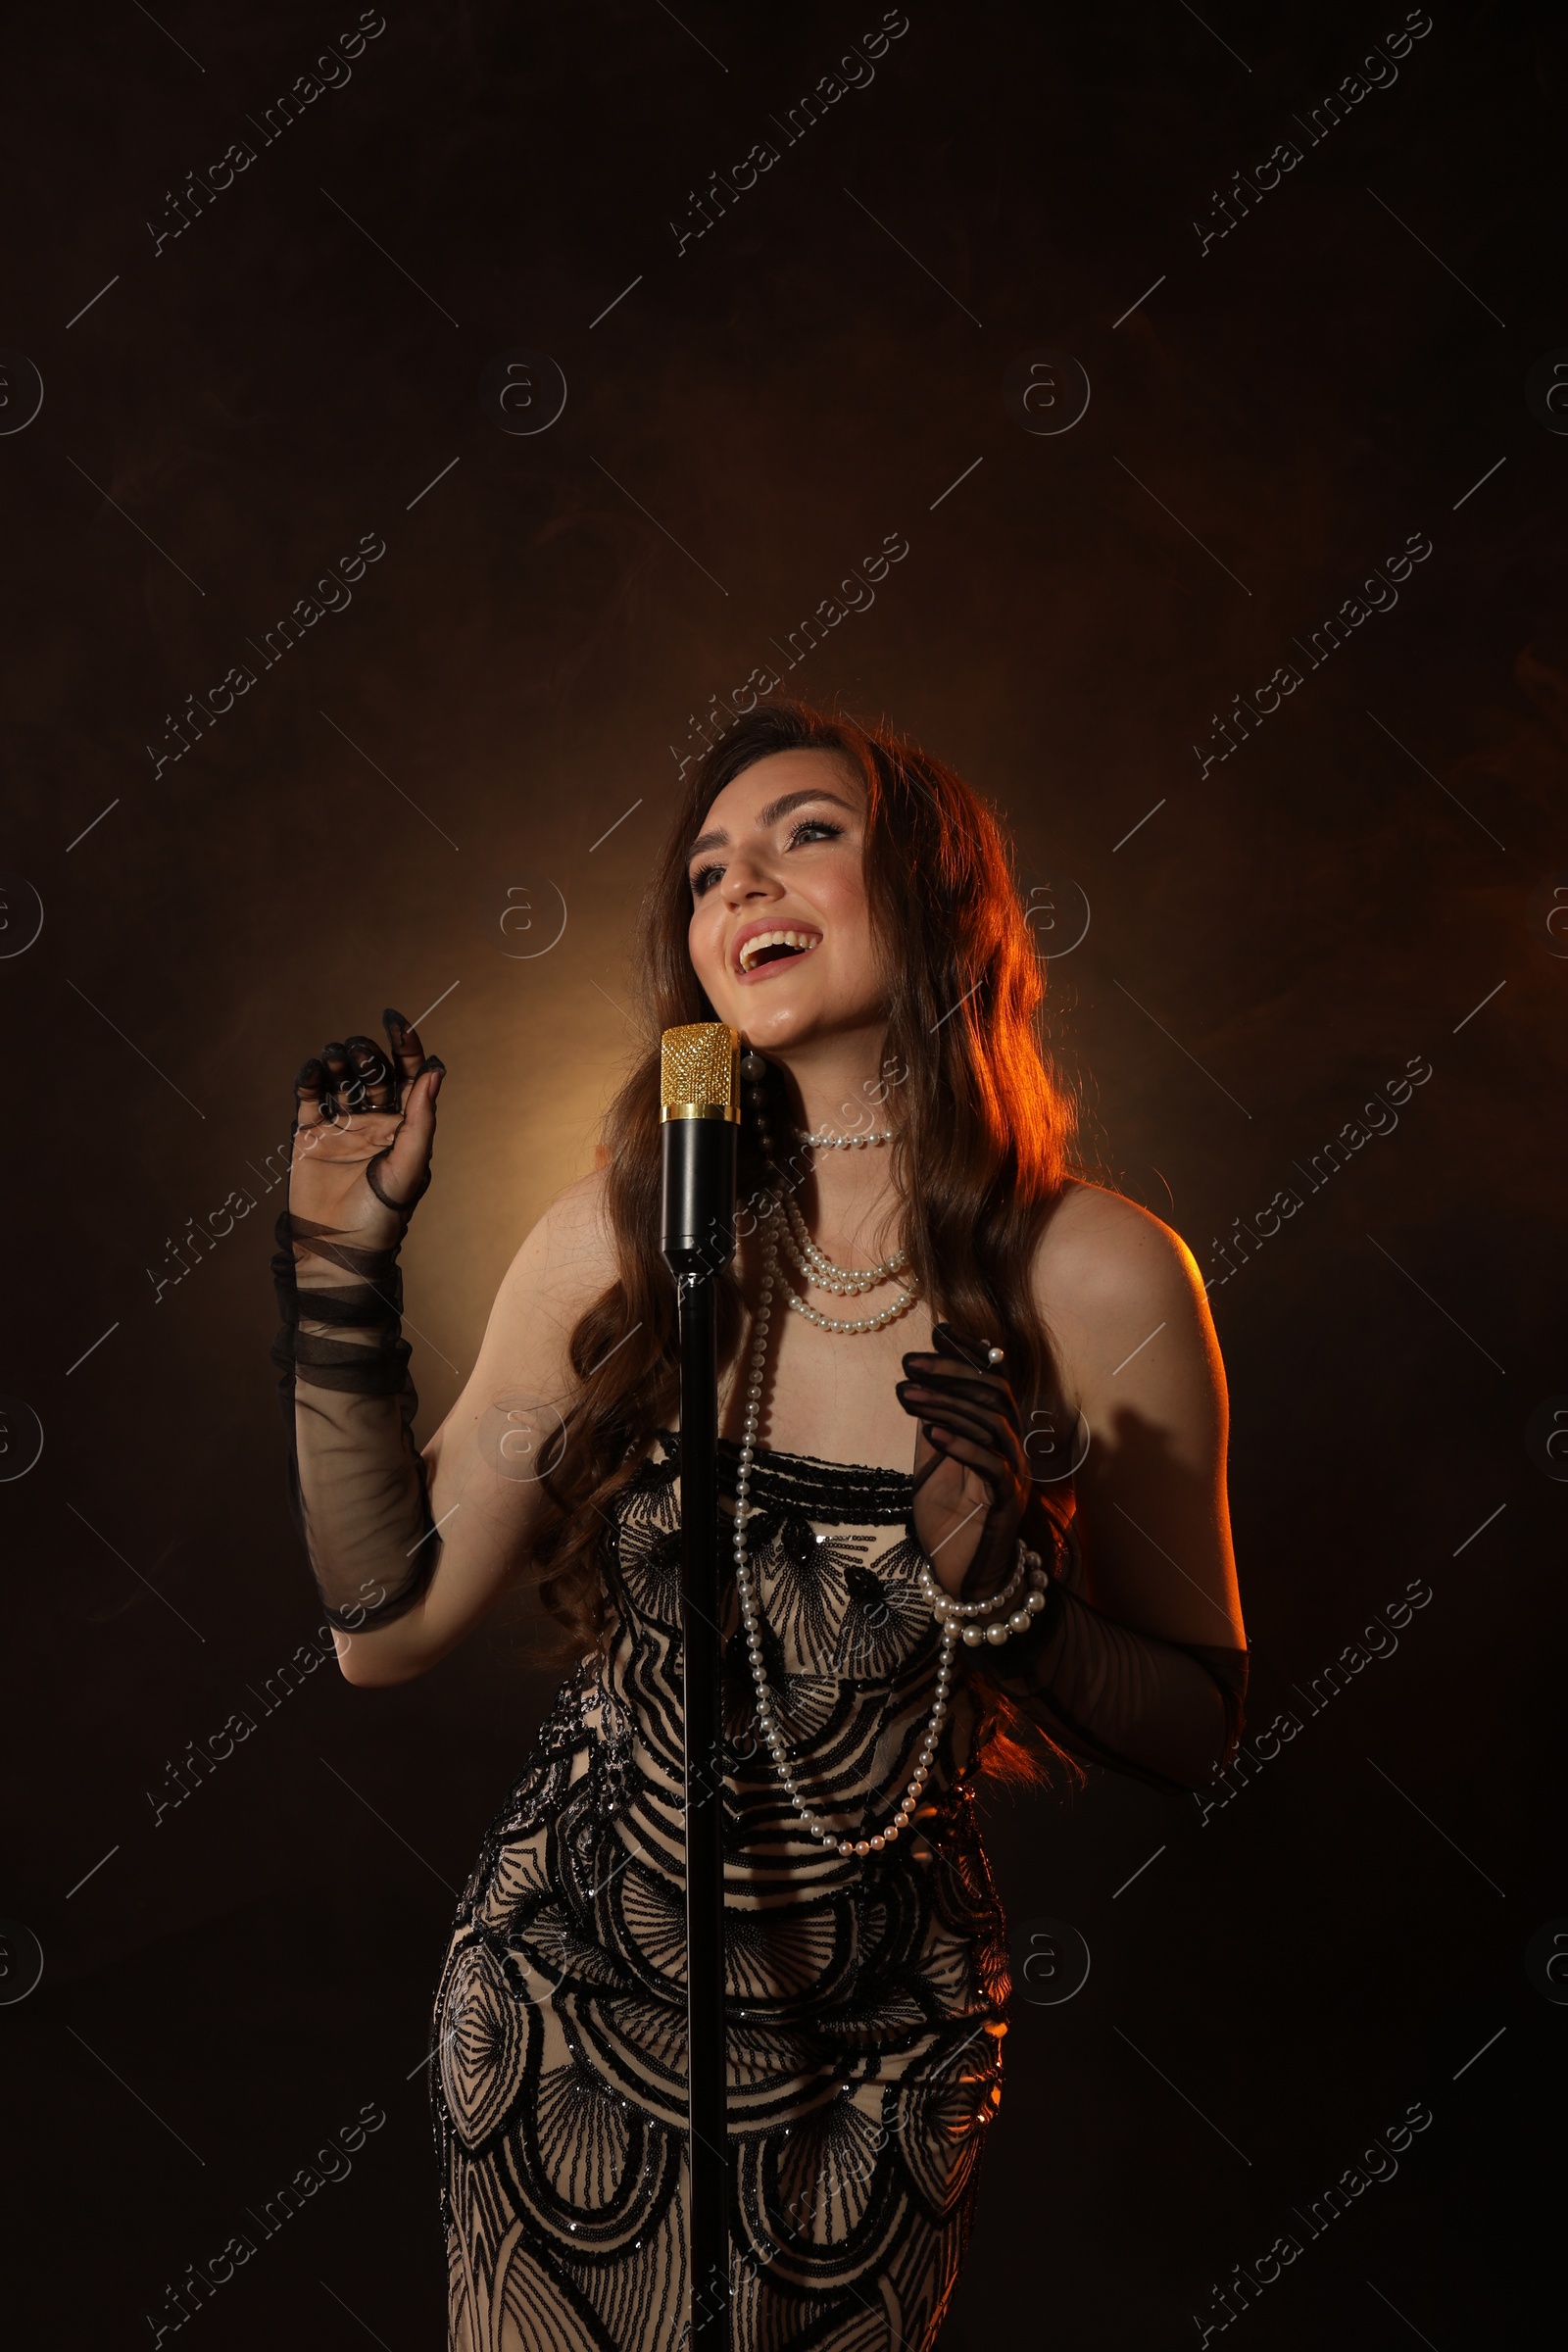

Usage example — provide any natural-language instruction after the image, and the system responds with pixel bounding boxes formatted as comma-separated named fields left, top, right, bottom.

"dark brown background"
left=3, top=2, right=1562, bottom=2343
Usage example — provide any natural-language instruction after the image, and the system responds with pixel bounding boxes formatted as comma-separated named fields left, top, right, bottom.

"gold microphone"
left=660, top=1022, right=740, bottom=1272
left=660, top=1022, right=741, bottom=1124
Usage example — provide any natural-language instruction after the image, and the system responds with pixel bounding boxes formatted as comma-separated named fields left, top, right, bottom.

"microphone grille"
left=661, top=1022, right=740, bottom=1117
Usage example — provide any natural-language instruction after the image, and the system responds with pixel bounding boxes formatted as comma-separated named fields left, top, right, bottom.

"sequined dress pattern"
left=430, top=1436, right=1009, bottom=2352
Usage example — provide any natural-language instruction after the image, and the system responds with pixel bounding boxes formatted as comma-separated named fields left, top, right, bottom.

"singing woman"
left=270, top=699, right=1249, bottom=2351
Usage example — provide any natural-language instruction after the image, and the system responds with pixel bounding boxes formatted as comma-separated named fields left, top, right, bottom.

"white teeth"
left=738, top=929, right=820, bottom=973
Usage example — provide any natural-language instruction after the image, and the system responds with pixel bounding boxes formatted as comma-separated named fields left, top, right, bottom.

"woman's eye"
left=690, top=820, right=841, bottom=897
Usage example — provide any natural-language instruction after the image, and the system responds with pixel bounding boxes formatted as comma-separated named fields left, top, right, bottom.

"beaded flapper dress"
left=424, top=1435, right=1245, bottom=2351
left=270, top=1204, right=1249, bottom=2351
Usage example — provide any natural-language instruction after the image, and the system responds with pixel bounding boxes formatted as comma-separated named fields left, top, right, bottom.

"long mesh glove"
left=898, top=1322, right=1248, bottom=1791
left=979, top=1494, right=1248, bottom=1790
left=270, top=1011, right=444, bottom=1632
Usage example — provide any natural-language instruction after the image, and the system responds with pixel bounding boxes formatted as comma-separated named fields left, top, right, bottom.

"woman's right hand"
left=287, top=1008, right=445, bottom=1252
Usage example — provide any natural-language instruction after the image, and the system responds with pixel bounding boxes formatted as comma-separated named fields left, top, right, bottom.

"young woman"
left=270, top=700, right=1248, bottom=2351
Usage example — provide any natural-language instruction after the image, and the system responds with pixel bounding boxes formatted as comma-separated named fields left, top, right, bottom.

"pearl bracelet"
left=932, top=1548, right=1027, bottom=1619
left=917, top=1542, right=1051, bottom=1647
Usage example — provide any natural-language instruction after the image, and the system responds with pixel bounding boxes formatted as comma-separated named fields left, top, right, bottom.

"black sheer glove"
left=897, top=1323, right=1029, bottom=1600
left=898, top=1322, right=1248, bottom=1789
left=270, top=1009, right=446, bottom=1632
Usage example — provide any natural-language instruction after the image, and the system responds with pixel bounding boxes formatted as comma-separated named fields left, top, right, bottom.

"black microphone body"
left=660, top=1113, right=739, bottom=1277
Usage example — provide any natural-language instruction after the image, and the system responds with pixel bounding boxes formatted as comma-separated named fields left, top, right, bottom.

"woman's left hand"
left=897, top=1323, right=1029, bottom=1600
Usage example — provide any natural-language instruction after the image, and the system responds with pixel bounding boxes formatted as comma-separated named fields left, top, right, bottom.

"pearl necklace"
left=778, top=1189, right=915, bottom=1313
left=763, top=1102, right=919, bottom=1334
left=732, top=1058, right=1052, bottom=1858
left=794, top=1124, right=895, bottom=1149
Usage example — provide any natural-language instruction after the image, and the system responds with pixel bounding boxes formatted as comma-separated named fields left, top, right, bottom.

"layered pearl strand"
left=731, top=1053, right=1052, bottom=1860
left=793, top=1123, right=896, bottom=1150
left=777, top=1192, right=920, bottom=1332
left=775, top=1101, right=920, bottom=1335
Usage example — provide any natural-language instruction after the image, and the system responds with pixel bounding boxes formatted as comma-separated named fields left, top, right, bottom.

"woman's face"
left=685, top=748, right=885, bottom=1055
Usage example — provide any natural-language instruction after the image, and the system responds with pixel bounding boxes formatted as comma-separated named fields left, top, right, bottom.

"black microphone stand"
left=661, top=1032, right=739, bottom=2350
left=674, top=1261, right=730, bottom=2348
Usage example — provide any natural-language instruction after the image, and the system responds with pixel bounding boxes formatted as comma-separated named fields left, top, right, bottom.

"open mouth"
left=736, top=929, right=821, bottom=975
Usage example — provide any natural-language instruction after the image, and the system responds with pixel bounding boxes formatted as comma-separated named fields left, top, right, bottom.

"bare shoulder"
left=1031, top=1179, right=1221, bottom=1409
left=1034, top=1178, right=1204, bottom=1310
left=1033, top=1187, right=1242, bottom=1645
left=422, top=1163, right=619, bottom=1470
left=494, top=1159, right=618, bottom=1315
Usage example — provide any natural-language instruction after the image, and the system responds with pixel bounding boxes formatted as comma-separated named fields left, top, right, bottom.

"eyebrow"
left=687, top=787, right=858, bottom=861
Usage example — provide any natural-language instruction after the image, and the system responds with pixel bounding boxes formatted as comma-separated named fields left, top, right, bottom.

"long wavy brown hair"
left=530, top=699, right=1081, bottom=1787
